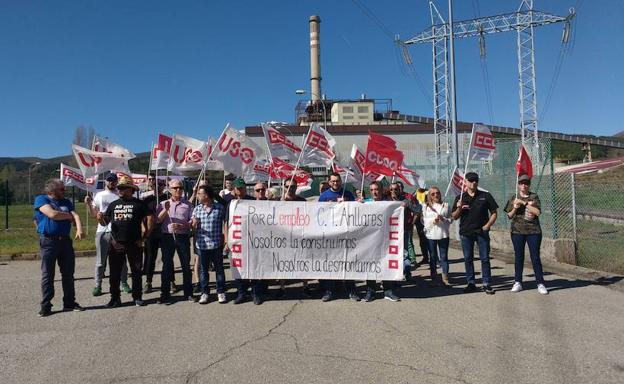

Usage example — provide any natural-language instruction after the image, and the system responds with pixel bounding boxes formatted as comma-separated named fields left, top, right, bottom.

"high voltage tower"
left=399, top=0, right=575, bottom=173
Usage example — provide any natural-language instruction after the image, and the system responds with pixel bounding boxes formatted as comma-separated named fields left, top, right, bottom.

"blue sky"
left=1, top=0, right=621, bottom=158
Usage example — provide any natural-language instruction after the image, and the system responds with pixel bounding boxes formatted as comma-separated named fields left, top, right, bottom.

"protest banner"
left=228, top=200, right=404, bottom=281
left=365, top=133, right=403, bottom=176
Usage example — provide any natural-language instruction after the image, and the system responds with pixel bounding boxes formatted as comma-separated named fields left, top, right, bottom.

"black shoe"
left=38, top=306, right=52, bottom=317
left=384, top=291, right=401, bottom=302
left=482, top=285, right=495, bottom=295
left=404, top=272, right=412, bottom=281
left=157, top=296, right=173, bottom=305
left=321, top=290, right=333, bottom=302
left=105, top=298, right=122, bottom=308
left=463, top=283, right=477, bottom=293
left=193, top=284, right=201, bottom=294
left=253, top=294, right=263, bottom=305
left=348, top=291, right=361, bottom=302
left=273, top=288, right=285, bottom=299
left=233, top=294, right=246, bottom=305
left=363, top=289, right=375, bottom=302
left=302, top=285, right=312, bottom=297
left=63, top=302, right=85, bottom=312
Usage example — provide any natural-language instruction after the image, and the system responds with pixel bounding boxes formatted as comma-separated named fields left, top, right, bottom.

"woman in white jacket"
left=422, top=186, right=452, bottom=287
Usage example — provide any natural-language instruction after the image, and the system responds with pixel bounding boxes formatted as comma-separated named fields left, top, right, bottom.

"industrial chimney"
left=309, top=15, right=321, bottom=102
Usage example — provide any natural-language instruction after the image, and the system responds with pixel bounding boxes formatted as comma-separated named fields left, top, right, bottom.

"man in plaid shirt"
left=191, top=185, right=226, bottom=304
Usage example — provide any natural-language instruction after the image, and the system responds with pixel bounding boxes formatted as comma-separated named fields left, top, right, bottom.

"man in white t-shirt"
left=218, top=177, right=234, bottom=199
left=84, top=173, right=130, bottom=296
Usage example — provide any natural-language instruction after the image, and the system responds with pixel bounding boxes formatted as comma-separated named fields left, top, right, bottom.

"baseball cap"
left=105, top=173, right=118, bottom=182
left=233, top=178, right=246, bottom=188
left=465, top=172, right=479, bottom=182
left=518, top=174, right=531, bottom=183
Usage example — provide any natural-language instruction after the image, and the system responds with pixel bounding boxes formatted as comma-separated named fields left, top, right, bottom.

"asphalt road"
left=1, top=248, right=623, bottom=384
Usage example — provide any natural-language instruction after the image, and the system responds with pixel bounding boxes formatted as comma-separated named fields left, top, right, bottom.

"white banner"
left=72, top=144, right=131, bottom=179
left=228, top=200, right=405, bottom=280
left=60, top=163, right=97, bottom=192
left=212, top=125, right=264, bottom=175
left=167, top=134, right=208, bottom=172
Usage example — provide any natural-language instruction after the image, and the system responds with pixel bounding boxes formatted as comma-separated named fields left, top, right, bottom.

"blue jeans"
left=460, top=231, right=492, bottom=285
left=511, top=233, right=544, bottom=284
left=427, top=237, right=449, bottom=276
left=199, top=248, right=225, bottom=294
left=39, top=236, right=75, bottom=310
left=161, top=234, right=193, bottom=297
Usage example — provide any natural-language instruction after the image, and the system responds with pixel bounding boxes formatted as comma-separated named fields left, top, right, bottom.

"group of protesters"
left=33, top=169, right=547, bottom=317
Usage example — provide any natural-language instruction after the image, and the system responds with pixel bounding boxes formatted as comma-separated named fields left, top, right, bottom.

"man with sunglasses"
left=85, top=172, right=130, bottom=297
left=98, top=176, right=153, bottom=307
left=451, top=172, right=498, bottom=295
left=157, top=179, right=194, bottom=304
left=34, top=179, right=85, bottom=317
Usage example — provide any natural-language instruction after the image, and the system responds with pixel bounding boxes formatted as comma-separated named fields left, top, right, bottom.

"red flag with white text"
left=364, top=133, right=403, bottom=176
left=468, top=124, right=496, bottom=161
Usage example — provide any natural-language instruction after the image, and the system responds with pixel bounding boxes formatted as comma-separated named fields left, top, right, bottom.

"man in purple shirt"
left=156, top=179, right=194, bottom=303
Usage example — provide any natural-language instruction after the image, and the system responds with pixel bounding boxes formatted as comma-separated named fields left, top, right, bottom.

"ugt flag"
left=467, top=124, right=496, bottom=161
left=72, top=144, right=131, bottom=179
left=301, top=123, right=335, bottom=167
left=262, top=123, right=302, bottom=162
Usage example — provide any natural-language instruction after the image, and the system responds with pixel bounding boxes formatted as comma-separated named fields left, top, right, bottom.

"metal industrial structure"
left=401, top=0, right=575, bottom=172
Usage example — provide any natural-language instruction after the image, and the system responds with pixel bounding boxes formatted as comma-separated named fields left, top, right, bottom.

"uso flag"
left=468, top=124, right=496, bottom=161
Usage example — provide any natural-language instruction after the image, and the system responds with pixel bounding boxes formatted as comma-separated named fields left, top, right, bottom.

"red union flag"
left=468, top=124, right=496, bottom=161
left=445, top=167, right=467, bottom=197
left=72, top=144, right=131, bottom=179
left=270, top=158, right=295, bottom=179
left=151, top=133, right=173, bottom=170
left=515, top=145, right=533, bottom=178
left=365, top=133, right=403, bottom=176
left=394, top=165, right=422, bottom=188
left=302, top=123, right=335, bottom=167
left=243, top=158, right=271, bottom=183
left=60, top=163, right=97, bottom=192
left=212, top=125, right=264, bottom=175
left=167, top=134, right=208, bottom=172
left=262, top=123, right=302, bottom=162
left=349, top=144, right=381, bottom=187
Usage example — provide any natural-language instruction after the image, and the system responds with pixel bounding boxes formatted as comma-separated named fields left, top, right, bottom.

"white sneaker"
left=217, top=293, right=227, bottom=304
left=199, top=293, right=209, bottom=304
left=511, top=282, right=523, bottom=293
left=537, top=284, right=549, bottom=295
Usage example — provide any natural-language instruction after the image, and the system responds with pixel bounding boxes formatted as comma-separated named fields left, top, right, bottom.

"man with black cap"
left=85, top=172, right=130, bottom=297
left=451, top=172, right=498, bottom=295
left=98, top=176, right=153, bottom=307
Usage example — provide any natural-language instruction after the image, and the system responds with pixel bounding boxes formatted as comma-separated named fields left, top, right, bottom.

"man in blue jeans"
left=451, top=172, right=498, bottom=295
left=34, top=179, right=85, bottom=317
left=157, top=179, right=194, bottom=304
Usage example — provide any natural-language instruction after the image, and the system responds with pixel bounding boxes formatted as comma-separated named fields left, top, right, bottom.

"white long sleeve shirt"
left=421, top=202, right=452, bottom=240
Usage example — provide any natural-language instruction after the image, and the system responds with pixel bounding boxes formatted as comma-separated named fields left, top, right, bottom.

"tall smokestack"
left=309, top=15, right=321, bottom=102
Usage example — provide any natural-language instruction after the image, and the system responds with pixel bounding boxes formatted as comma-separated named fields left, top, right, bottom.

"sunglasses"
left=255, top=188, right=266, bottom=192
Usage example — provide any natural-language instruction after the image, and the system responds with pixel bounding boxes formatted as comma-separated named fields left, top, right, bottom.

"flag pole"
left=287, top=129, right=310, bottom=192
left=341, top=169, right=349, bottom=199
left=261, top=123, right=274, bottom=187
left=459, top=124, right=476, bottom=202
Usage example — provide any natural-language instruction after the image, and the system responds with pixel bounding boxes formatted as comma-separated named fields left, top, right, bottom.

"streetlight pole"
left=28, top=162, right=41, bottom=205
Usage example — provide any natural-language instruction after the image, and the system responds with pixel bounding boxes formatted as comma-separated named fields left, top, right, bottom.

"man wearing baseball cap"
left=98, top=176, right=153, bottom=307
left=451, top=172, right=498, bottom=295
left=85, top=172, right=130, bottom=297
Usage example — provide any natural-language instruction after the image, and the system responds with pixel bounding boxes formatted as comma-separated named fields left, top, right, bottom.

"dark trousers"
left=109, top=240, right=143, bottom=300
left=236, top=279, right=265, bottom=297
left=39, top=236, right=75, bottom=309
left=143, top=234, right=175, bottom=284
left=460, top=231, right=492, bottom=285
left=161, top=234, right=192, bottom=298
left=415, top=220, right=429, bottom=261
left=199, top=247, right=226, bottom=294
left=365, top=280, right=397, bottom=293
left=511, top=233, right=545, bottom=284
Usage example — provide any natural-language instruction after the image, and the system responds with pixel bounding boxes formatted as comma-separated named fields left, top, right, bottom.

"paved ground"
left=1, top=248, right=623, bottom=384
